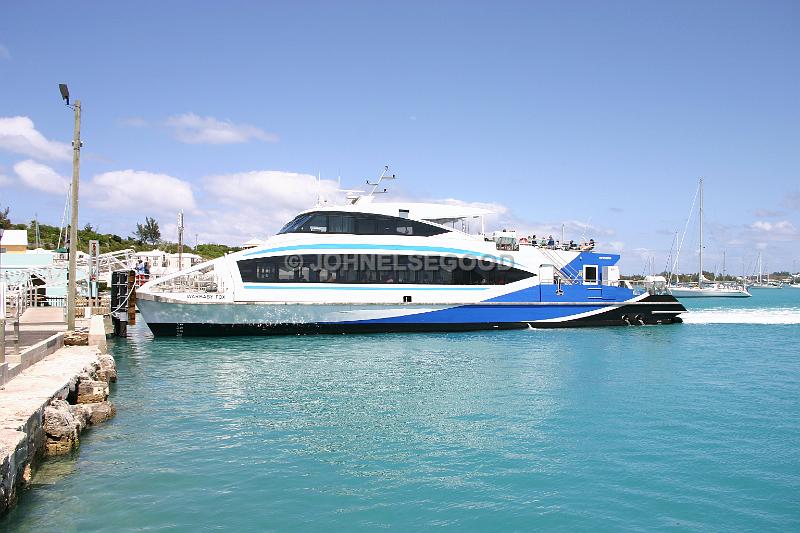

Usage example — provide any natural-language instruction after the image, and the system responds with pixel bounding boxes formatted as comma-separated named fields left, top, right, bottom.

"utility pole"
left=64, top=89, right=81, bottom=330
left=59, top=84, right=81, bottom=329
left=1, top=227, right=6, bottom=365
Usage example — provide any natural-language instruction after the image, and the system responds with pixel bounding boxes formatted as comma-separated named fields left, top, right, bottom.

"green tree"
left=0, top=206, right=11, bottom=229
left=134, top=217, right=161, bottom=245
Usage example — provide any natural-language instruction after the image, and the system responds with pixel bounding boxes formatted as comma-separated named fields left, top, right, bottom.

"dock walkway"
left=2, top=308, right=68, bottom=360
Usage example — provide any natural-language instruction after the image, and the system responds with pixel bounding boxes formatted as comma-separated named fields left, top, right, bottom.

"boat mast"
left=758, top=252, right=762, bottom=284
left=722, top=250, right=726, bottom=279
left=699, top=177, right=703, bottom=287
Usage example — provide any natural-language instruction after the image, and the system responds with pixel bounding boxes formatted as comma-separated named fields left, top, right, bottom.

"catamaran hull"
left=138, top=295, right=685, bottom=336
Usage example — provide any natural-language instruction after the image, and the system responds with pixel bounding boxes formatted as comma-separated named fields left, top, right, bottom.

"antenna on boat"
left=338, top=165, right=397, bottom=204
left=365, top=165, right=396, bottom=197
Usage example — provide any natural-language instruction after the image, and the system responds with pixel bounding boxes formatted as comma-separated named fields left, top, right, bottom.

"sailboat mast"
left=758, top=252, right=762, bottom=284
left=722, top=250, right=726, bottom=279
left=699, top=177, right=703, bottom=286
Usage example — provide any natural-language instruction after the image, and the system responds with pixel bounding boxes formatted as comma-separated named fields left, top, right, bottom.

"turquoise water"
left=3, top=290, right=800, bottom=531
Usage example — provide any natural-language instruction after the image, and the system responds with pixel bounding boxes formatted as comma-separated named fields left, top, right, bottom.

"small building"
left=0, top=229, right=28, bottom=254
left=166, top=252, right=203, bottom=271
left=134, top=250, right=168, bottom=269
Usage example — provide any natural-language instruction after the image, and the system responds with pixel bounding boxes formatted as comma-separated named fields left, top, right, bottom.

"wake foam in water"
left=681, top=308, right=800, bottom=324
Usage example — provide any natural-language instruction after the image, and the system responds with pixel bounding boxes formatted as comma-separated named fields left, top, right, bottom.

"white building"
left=0, top=229, right=28, bottom=254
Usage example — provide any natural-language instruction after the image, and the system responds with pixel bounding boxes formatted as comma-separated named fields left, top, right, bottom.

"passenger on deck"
left=569, top=240, right=576, bottom=250
left=547, top=235, right=555, bottom=248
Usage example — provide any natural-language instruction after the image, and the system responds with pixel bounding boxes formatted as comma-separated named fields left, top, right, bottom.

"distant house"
left=0, top=229, right=28, bottom=253
left=133, top=249, right=203, bottom=276
left=166, top=252, right=202, bottom=271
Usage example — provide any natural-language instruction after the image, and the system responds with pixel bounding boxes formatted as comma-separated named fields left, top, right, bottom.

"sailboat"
left=749, top=252, right=782, bottom=289
left=668, top=178, right=751, bottom=298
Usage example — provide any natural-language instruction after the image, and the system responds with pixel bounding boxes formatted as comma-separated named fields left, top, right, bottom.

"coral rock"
left=77, top=380, right=109, bottom=404
left=43, top=400, right=79, bottom=456
left=97, top=354, right=118, bottom=383
left=87, top=401, right=116, bottom=425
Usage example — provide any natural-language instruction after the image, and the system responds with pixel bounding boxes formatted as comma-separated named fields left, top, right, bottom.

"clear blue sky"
left=1, top=1, right=798, bottom=274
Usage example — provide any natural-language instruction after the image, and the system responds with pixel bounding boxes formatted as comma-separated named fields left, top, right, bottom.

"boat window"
left=583, top=265, right=598, bottom=285
left=277, top=213, right=313, bottom=234
left=277, top=211, right=448, bottom=237
left=301, top=214, right=329, bottom=233
left=238, top=254, right=534, bottom=285
left=327, top=215, right=356, bottom=234
left=356, top=217, right=377, bottom=235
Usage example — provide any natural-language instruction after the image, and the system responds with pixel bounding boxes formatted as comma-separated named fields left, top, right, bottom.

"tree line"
left=0, top=206, right=239, bottom=260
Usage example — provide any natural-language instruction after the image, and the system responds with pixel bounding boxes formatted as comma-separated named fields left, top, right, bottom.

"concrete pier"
left=0, top=308, right=117, bottom=516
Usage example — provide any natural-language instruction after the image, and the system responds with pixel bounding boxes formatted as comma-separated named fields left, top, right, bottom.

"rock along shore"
left=0, top=343, right=117, bottom=515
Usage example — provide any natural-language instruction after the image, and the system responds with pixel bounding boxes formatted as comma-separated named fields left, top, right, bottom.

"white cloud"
left=13, top=160, right=69, bottom=194
left=118, top=117, right=148, bottom=128
left=87, top=170, right=196, bottom=213
left=199, top=170, right=341, bottom=243
left=205, top=170, right=339, bottom=210
left=0, top=44, right=10, bottom=60
left=751, top=220, right=772, bottom=232
left=750, top=220, right=797, bottom=235
left=0, top=116, right=71, bottom=161
left=165, top=113, right=278, bottom=144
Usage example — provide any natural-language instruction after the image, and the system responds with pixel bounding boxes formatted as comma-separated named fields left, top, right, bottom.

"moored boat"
left=668, top=285, right=751, bottom=298
left=137, top=173, right=686, bottom=336
left=666, top=178, right=750, bottom=299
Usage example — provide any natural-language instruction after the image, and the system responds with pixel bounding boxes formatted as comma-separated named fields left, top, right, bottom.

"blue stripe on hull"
left=339, top=303, right=605, bottom=324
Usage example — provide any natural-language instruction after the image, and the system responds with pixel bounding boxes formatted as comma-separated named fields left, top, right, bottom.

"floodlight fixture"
left=59, top=83, right=70, bottom=105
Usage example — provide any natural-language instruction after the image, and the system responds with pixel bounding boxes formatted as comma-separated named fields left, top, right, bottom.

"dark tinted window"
left=238, top=254, right=533, bottom=285
left=277, top=211, right=448, bottom=237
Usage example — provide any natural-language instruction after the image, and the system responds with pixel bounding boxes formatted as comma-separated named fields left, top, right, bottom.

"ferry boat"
left=137, top=173, right=686, bottom=336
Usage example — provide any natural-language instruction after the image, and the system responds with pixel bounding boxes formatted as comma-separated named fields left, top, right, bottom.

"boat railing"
left=537, top=247, right=582, bottom=285
left=144, top=263, right=220, bottom=294
left=629, top=279, right=670, bottom=296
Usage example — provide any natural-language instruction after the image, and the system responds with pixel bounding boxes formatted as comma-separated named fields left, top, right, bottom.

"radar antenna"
left=340, top=165, right=397, bottom=204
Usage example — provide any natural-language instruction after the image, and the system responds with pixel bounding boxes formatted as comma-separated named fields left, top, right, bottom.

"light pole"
left=1, top=227, right=6, bottom=364
left=60, top=84, right=81, bottom=330
left=177, top=210, right=184, bottom=271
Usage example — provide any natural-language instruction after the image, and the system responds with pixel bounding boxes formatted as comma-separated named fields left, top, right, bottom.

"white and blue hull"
left=136, top=200, right=686, bottom=337
left=138, top=291, right=685, bottom=336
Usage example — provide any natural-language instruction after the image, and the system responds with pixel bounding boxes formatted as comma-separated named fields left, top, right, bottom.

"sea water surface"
left=3, top=290, right=800, bottom=531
